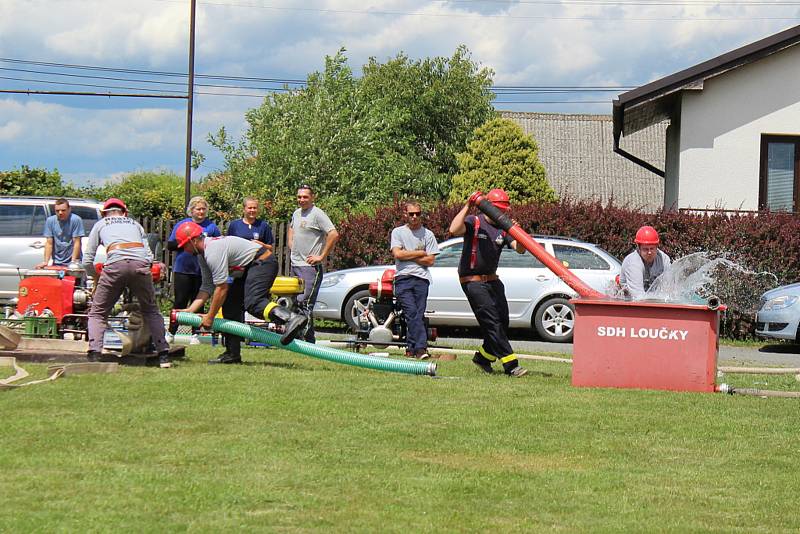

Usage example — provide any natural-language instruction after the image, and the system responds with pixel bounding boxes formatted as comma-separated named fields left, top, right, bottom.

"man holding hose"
left=174, top=222, right=308, bottom=364
left=449, top=189, right=528, bottom=377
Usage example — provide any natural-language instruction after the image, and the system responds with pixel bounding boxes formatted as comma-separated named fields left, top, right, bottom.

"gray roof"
left=501, top=111, right=665, bottom=210
left=614, top=23, right=800, bottom=137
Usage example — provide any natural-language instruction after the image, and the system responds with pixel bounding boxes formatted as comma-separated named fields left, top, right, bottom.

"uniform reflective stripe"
left=264, top=302, right=277, bottom=317
left=478, top=346, right=497, bottom=362
left=500, top=354, right=518, bottom=364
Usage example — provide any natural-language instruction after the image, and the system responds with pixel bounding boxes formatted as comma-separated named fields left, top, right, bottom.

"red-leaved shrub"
left=332, top=199, right=800, bottom=339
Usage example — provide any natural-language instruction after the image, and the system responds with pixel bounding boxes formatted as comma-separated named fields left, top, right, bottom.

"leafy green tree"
left=210, top=47, right=495, bottom=221
left=0, top=166, right=76, bottom=196
left=449, top=118, right=556, bottom=205
left=96, top=170, right=186, bottom=219
left=360, top=45, right=496, bottom=185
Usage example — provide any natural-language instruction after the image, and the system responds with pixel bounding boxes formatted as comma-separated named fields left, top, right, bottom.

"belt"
left=459, top=274, right=499, bottom=283
left=107, top=242, right=144, bottom=253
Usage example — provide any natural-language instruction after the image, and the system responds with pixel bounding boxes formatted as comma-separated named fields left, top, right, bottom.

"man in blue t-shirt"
left=36, top=198, right=84, bottom=269
left=226, top=197, right=274, bottom=248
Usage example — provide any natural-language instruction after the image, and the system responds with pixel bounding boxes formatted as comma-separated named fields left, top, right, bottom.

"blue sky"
left=0, top=0, right=798, bottom=188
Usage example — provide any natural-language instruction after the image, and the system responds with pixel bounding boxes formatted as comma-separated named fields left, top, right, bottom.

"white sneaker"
left=189, top=334, right=201, bottom=345
left=166, top=333, right=175, bottom=344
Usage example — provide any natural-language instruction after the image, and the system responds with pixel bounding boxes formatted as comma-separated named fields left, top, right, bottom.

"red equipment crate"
left=571, top=299, right=722, bottom=393
left=17, top=276, right=75, bottom=322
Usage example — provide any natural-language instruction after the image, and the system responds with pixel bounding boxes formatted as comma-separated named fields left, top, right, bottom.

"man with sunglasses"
left=390, top=201, right=439, bottom=359
left=287, top=185, right=339, bottom=343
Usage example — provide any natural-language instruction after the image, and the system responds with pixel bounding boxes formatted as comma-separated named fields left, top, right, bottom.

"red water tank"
left=571, top=299, right=722, bottom=393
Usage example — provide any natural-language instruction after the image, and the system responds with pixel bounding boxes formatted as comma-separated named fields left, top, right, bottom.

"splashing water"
left=609, top=251, right=777, bottom=314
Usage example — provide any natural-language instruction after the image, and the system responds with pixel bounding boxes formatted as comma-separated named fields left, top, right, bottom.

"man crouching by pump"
left=173, top=221, right=308, bottom=364
left=83, top=198, right=171, bottom=368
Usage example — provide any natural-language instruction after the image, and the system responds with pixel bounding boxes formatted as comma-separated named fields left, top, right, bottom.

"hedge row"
left=333, top=199, right=800, bottom=339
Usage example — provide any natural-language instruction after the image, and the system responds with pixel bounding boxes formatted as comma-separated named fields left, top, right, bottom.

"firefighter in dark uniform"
left=449, top=189, right=528, bottom=377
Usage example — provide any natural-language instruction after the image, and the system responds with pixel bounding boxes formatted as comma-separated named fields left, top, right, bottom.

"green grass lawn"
left=2, top=345, right=799, bottom=532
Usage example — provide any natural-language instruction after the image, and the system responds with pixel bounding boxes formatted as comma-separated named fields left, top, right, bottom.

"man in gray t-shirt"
left=83, top=198, right=170, bottom=368
left=176, top=224, right=308, bottom=363
left=287, top=185, right=339, bottom=343
left=390, top=201, right=439, bottom=359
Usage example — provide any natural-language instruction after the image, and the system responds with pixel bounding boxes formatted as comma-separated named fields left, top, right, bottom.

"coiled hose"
left=175, top=312, right=436, bottom=376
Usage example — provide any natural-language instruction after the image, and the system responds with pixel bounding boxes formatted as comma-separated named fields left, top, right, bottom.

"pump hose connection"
left=173, top=311, right=437, bottom=376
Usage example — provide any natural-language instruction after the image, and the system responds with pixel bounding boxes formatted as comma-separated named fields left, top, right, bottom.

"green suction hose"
left=175, top=312, right=436, bottom=376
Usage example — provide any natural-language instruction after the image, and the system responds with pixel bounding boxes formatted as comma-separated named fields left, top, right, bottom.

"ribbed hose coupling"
left=175, top=312, right=437, bottom=376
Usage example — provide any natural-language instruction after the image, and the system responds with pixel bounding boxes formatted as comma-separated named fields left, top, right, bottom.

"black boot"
left=87, top=351, right=102, bottom=363
left=208, top=350, right=242, bottom=364
left=269, top=305, right=308, bottom=345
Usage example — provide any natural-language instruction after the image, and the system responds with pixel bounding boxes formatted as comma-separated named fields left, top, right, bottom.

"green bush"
left=450, top=118, right=555, bottom=204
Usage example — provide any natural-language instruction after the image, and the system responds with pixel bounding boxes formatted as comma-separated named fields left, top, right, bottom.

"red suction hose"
left=468, top=192, right=607, bottom=299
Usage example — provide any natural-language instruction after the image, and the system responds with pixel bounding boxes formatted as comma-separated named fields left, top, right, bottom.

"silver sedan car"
left=756, top=283, right=800, bottom=342
left=315, top=236, right=621, bottom=343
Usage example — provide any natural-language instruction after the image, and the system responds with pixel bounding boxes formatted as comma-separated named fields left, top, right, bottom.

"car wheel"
left=534, top=297, right=575, bottom=343
left=344, top=289, right=374, bottom=331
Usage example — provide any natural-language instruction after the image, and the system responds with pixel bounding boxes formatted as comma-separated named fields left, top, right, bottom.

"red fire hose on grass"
left=468, top=191, right=608, bottom=299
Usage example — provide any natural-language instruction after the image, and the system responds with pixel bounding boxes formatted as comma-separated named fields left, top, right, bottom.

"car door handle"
left=29, top=241, right=45, bottom=249
left=535, top=275, right=550, bottom=282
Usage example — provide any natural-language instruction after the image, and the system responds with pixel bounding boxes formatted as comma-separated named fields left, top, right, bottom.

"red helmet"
left=175, top=221, right=203, bottom=249
left=101, top=197, right=127, bottom=213
left=634, top=225, right=660, bottom=245
left=486, top=188, right=510, bottom=211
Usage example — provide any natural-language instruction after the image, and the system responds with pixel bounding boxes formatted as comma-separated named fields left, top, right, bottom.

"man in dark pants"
left=287, top=185, right=339, bottom=343
left=175, top=222, right=307, bottom=364
left=390, top=201, right=439, bottom=359
left=448, top=189, right=528, bottom=377
left=83, top=198, right=171, bottom=368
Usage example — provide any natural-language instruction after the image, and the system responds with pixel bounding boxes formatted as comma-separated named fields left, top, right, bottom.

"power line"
left=0, top=67, right=295, bottom=92
left=0, top=57, right=306, bottom=84
left=0, top=89, right=186, bottom=99
left=0, top=57, right=637, bottom=97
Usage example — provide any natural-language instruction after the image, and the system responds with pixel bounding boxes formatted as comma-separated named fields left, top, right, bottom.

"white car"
left=315, top=236, right=621, bottom=343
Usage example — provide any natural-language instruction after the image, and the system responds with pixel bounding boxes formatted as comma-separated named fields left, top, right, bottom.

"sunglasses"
left=406, top=211, right=422, bottom=217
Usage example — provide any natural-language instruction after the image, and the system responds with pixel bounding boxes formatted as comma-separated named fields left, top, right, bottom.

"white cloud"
left=0, top=0, right=796, bottom=181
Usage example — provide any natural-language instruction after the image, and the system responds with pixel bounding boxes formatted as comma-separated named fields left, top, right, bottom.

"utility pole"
left=184, top=0, right=197, bottom=207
